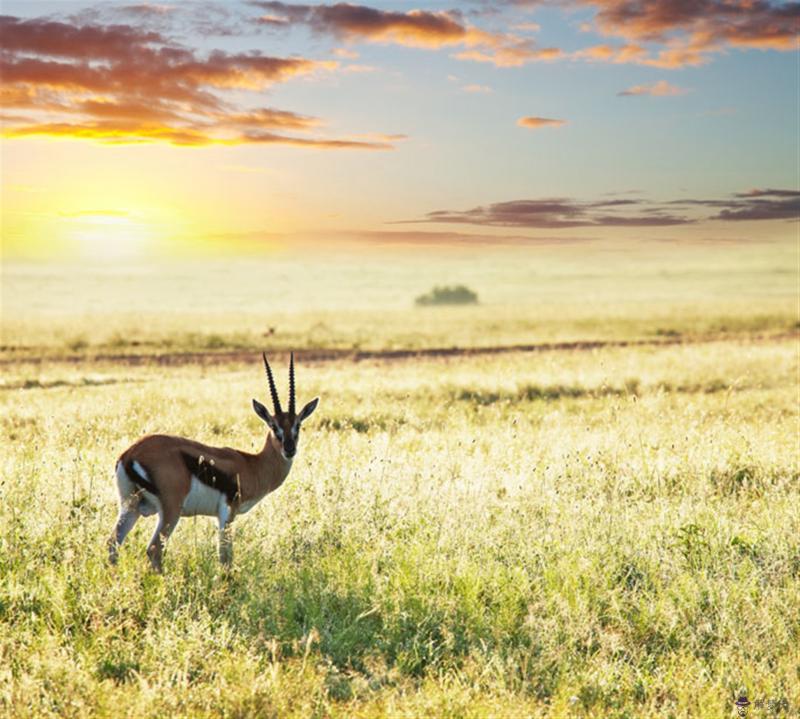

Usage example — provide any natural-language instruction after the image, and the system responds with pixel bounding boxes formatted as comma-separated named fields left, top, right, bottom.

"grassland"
left=2, top=240, right=797, bottom=359
left=1, top=240, right=798, bottom=717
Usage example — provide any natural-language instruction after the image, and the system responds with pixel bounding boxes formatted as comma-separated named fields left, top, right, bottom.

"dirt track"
left=3, top=332, right=796, bottom=368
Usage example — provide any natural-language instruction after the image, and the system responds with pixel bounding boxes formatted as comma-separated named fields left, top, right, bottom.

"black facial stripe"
left=180, top=451, right=240, bottom=503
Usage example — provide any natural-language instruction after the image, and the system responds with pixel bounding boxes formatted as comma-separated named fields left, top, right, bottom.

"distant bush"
left=415, top=285, right=479, bottom=307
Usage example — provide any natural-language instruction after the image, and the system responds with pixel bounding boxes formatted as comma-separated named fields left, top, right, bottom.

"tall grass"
left=1, top=339, right=798, bottom=717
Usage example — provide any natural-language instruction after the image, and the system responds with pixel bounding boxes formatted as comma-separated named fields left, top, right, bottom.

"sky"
left=0, top=0, right=798, bottom=260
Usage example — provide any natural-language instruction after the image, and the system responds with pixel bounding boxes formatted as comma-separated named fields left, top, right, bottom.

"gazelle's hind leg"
left=109, top=462, right=142, bottom=564
left=146, top=508, right=180, bottom=573
left=108, top=506, right=140, bottom=564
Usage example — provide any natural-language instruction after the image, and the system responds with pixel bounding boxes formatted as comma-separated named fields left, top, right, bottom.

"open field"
left=2, top=240, right=797, bottom=360
left=1, top=242, right=799, bottom=718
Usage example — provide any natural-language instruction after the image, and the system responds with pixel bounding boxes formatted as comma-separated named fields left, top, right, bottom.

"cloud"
left=410, top=189, right=800, bottom=228
left=618, top=79, right=687, bottom=96
left=462, top=83, right=493, bottom=93
left=678, top=188, right=800, bottom=221
left=517, top=116, right=566, bottom=129
left=0, top=14, right=397, bottom=149
left=215, top=107, right=322, bottom=130
left=3, top=120, right=392, bottom=149
left=206, top=227, right=597, bottom=248
left=252, top=2, right=564, bottom=67
left=345, top=230, right=593, bottom=245
left=572, top=43, right=649, bottom=64
left=253, top=1, right=797, bottom=69
left=418, top=198, right=688, bottom=228
left=253, top=2, right=467, bottom=47
left=577, top=0, right=800, bottom=68
left=340, top=63, right=378, bottom=73
left=0, top=15, right=165, bottom=61
left=454, top=42, right=562, bottom=66
left=351, top=132, right=409, bottom=142
left=117, top=4, right=176, bottom=16
left=331, top=47, right=359, bottom=59
left=75, top=1, right=251, bottom=38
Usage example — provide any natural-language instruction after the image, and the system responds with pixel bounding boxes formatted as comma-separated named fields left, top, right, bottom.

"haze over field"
left=2, top=239, right=797, bottom=359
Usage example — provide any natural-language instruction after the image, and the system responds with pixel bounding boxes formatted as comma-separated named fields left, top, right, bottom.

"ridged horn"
left=289, top=351, right=296, bottom=416
left=262, top=352, right=282, bottom=415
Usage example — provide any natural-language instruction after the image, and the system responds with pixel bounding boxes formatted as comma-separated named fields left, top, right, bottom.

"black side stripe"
left=124, top=459, right=159, bottom=496
left=180, top=452, right=240, bottom=503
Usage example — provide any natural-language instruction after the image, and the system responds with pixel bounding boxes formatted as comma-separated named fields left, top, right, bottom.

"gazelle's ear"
left=297, top=397, right=319, bottom=423
left=252, top=399, right=278, bottom=429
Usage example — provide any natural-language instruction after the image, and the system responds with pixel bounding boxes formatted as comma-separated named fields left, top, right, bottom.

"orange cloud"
left=573, top=43, right=650, bottom=63
left=217, top=108, right=323, bottom=131
left=618, top=79, right=688, bottom=96
left=517, top=116, right=567, bottom=129
left=577, top=0, right=799, bottom=67
left=3, top=121, right=215, bottom=146
left=455, top=42, right=562, bottom=67
left=118, top=4, right=175, bottom=16
left=331, top=47, right=359, bottom=59
left=254, top=2, right=564, bottom=67
left=0, top=14, right=396, bottom=149
left=3, top=120, right=391, bottom=149
left=254, top=2, right=466, bottom=47
left=254, top=1, right=796, bottom=70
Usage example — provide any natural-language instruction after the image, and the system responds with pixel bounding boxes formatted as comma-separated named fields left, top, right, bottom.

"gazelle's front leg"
left=218, top=501, right=236, bottom=566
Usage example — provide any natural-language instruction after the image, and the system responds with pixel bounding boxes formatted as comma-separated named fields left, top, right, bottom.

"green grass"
left=1, top=338, right=798, bottom=718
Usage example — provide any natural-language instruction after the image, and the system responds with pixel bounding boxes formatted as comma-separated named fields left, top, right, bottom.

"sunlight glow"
left=64, top=212, right=158, bottom=260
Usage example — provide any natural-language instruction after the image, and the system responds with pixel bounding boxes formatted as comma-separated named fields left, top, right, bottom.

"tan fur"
left=111, top=431, right=291, bottom=571
left=122, top=432, right=292, bottom=511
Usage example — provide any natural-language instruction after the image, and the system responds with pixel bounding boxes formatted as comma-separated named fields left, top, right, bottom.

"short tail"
left=119, top=458, right=160, bottom=496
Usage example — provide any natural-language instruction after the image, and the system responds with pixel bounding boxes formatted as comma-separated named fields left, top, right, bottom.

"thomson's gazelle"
left=109, top=353, right=319, bottom=572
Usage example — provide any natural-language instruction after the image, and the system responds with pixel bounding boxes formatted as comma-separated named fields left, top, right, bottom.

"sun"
left=65, top=211, right=158, bottom=260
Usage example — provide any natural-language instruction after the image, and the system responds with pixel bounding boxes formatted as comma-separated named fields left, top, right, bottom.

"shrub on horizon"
left=415, top=285, right=479, bottom=307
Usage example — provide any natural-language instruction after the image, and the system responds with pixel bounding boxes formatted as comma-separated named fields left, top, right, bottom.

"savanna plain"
left=1, top=240, right=798, bottom=718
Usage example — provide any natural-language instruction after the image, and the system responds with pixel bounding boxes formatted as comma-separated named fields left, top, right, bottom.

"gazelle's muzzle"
left=282, top=440, right=296, bottom=458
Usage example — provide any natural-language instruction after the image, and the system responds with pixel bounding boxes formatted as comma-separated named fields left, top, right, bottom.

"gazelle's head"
left=253, top=352, right=319, bottom=460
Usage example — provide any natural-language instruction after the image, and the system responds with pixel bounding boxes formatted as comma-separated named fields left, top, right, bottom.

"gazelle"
left=109, top=353, right=319, bottom=572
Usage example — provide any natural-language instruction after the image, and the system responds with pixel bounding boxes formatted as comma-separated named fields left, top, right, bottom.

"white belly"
left=182, top=476, right=225, bottom=517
